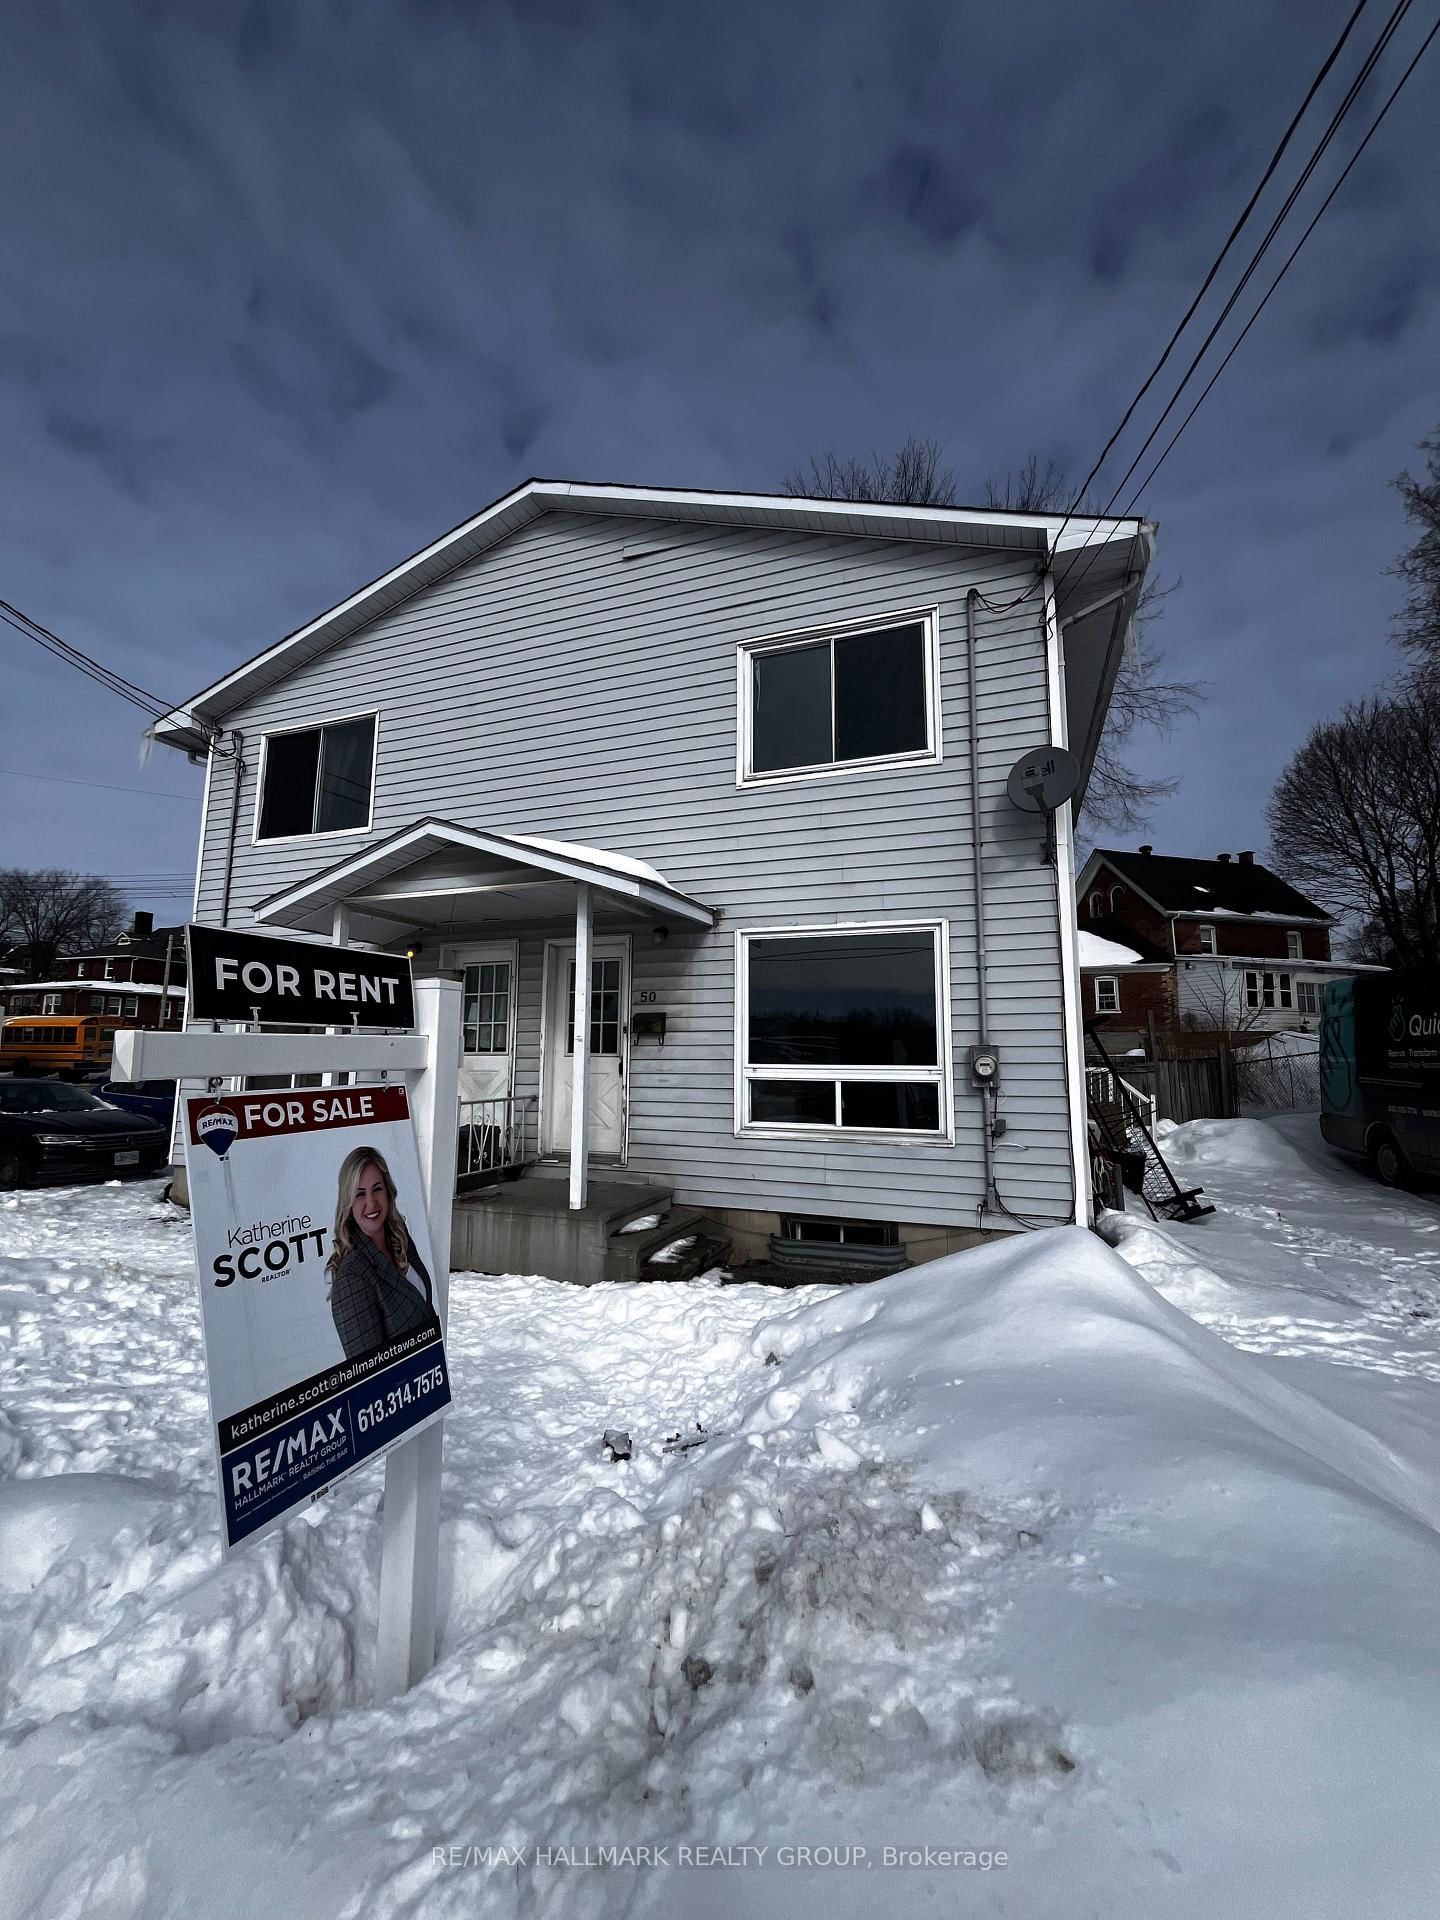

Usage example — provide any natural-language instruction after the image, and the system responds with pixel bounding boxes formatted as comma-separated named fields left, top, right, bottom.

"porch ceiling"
left=250, top=817, right=716, bottom=945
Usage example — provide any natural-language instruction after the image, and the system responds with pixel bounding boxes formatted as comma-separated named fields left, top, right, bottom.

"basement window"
left=779, top=1215, right=899, bottom=1246
left=740, top=612, right=937, bottom=783
left=256, top=714, right=377, bottom=841
left=739, top=924, right=948, bottom=1136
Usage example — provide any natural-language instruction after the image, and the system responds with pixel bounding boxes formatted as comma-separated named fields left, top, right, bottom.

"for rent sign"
left=186, top=923, right=415, bottom=1028
left=184, top=1082, right=451, bottom=1551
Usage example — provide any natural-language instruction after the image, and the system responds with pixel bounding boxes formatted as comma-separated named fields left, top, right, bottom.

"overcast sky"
left=2, top=0, right=1436, bottom=919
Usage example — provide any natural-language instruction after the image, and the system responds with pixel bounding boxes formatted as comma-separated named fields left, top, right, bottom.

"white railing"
left=457, top=1095, right=534, bottom=1191
left=1085, top=1065, right=1158, bottom=1136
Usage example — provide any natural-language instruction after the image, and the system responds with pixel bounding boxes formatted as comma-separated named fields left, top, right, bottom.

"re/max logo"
left=231, top=1410, right=345, bottom=1493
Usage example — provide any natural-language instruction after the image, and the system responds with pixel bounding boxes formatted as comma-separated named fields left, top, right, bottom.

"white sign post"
left=111, top=973, right=462, bottom=1703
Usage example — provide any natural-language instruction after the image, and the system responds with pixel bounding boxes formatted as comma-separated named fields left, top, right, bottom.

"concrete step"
left=603, top=1208, right=732, bottom=1283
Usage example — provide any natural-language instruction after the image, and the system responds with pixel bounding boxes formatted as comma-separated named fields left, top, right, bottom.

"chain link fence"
left=1235, top=1035, right=1322, bottom=1115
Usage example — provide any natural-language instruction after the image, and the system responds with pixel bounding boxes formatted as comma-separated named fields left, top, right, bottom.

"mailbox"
left=632, top=1010, right=667, bottom=1045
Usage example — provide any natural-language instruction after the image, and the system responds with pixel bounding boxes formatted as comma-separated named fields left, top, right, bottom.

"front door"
left=454, top=942, right=516, bottom=1109
left=542, top=939, right=628, bottom=1160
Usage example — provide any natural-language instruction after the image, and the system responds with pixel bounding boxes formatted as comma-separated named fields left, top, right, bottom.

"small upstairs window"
left=1094, top=975, right=1120, bottom=1013
left=1286, top=931, right=1302, bottom=960
left=257, top=715, right=376, bottom=841
left=1088, top=891, right=1104, bottom=919
left=741, top=614, right=936, bottom=783
left=1197, top=925, right=1217, bottom=954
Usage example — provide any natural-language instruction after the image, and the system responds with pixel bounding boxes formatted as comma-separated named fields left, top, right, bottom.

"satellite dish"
left=1006, top=745, right=1081, bottom=815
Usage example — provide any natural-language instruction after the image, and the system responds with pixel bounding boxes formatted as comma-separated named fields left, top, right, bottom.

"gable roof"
left=148, top=477, right=1151, bottom=754
left=1088, top=849, right=1331, bottom=923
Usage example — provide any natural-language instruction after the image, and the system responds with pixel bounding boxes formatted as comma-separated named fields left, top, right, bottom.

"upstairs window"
left=1197, top=925, right=1217, bottom=954
left=1094, top=976, right=1120, bottom=1013
left=1286, top=931, right=1303, bottom=960
left=740, top=613, right=937, bottom=784
left=257, top=715, right=376, bottom=841
left=1088, top=891, right=1105, bottom=919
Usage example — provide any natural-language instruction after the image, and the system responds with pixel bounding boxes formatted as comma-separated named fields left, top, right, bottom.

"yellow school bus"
left=0, top=1015, right=111, bottom=1079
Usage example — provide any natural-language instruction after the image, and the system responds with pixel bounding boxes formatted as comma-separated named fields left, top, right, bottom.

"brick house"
left=0, top=911, right=187, bottom=1043
left=1075, top=846, right=1374, bottom=1048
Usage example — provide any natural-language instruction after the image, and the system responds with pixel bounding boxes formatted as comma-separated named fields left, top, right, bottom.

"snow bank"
left=4, top=1182, right=1440, bottom=1917
left=1159, top=1114, right=1314, bottom=1172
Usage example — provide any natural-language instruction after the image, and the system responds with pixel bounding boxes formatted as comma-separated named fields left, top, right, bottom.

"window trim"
left=1286, top=930, right=1303, bottom=961
left=735, top=607, right=941, bottom=789
left=1087, top=891, right=1104, bottom=919
left=1197, top=924, right=1217, bottom=954
left=251, top=709, right=380, bottom=846
left=733, top=918, right=954, bottom=1143
left=1093, top=975, right=1120, bottom=1013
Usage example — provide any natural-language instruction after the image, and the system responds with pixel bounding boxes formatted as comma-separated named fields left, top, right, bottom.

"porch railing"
left=456, top=1094, right=536, bottom=1194
left=1085, top=1065, right=1158, bottom=1136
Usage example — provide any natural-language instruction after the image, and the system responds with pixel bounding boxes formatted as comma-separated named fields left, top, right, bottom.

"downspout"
left=964, top=589, right=995, bottom=1216
left=218, top=731, right=245, bottom=928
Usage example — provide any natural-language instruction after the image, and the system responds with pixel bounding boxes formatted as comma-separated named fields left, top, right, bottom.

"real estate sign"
left=186, top=923, right=415, bottom=1028
left=184, top=1082, right=452, bottom=1551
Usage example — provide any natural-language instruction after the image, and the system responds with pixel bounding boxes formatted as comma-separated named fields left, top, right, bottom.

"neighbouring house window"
left=87, top=993, right=104, bottom=1011
left=741, top=615, right=936, bottom=782
left=1286, top=931, right=1303, bottom=960
left=123, top=996, right=139, bottom=1019
left=462, top=962, right=512, bottom=1053
left=1094, top=976, right=1120, bottom=1013
left=104, top=959, right=116, bottom=980
left=10, top=995, right=36, bottom=1014
left=1088, top=891, right=1104, bottom=919
left=1297, top=979, right=1322, bottom=1017
left=1244, top=970, right=1294, bottom=1011
left=1109, top=886, right=1124, bottom=912
left=42, top=993, right=61, bottom=1015
left=256, top=714, right=376, bottom=840
left=1197, top=925, right=1217, bottom=954
left=740, top=925, right=946, bottom=1134
left=105, top=994, right=123, bottom=1015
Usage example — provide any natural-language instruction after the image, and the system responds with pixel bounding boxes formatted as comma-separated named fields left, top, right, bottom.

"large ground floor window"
left=737, top=922, right=950, bottom=1138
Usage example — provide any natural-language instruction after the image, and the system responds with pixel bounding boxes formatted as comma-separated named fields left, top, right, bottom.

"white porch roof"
left=250, top=817, right=716, bottom=945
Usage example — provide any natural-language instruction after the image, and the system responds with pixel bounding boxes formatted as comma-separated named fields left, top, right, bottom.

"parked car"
left=0, top=1080, right=168, bottom=1188
left=1320, top=969, right=1440, bottom=1188
left=97, top=1078, right=177, bottom=1129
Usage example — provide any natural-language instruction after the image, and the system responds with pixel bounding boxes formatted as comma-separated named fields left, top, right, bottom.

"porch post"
left=569, top=881, right=592, bottom=1209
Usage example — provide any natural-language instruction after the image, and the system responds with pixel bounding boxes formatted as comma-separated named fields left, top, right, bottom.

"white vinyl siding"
left=193, top=513, right=1076, bottom=1228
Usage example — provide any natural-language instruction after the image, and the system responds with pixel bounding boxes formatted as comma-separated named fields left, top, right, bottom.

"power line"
left=1, top=598, right=174, bottom=722
left=1128, top=14, right=1440, bottom=501
left=1053, top=0, right=1374, bottom=554
left=1051, top=0, right=1430, bottom=611
left=0, top=767, right=197, bottom=801
left=1062, top=0, right=1417, bottom=584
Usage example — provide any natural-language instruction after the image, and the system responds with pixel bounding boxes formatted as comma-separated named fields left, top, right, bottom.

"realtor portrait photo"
left=327, top=1145, right=440, bottom=1362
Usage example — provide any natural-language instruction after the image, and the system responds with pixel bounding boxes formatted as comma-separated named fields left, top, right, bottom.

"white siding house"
left=153, top=481, right=1152, bottom=1274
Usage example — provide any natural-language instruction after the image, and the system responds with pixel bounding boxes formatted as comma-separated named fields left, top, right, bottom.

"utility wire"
left=0, top=767, right=197, bottom=801
left=1, top=596, right=228, bottom=754
left=1057, top=0, right=1419, bottom=602
left=1, top=598, right=173, bottom=721
left=1127, top=13, right=1440, bottom=503
left=1050, top=0, right=1374, bottom=558
left=977, top=0, right=1381, bottom=616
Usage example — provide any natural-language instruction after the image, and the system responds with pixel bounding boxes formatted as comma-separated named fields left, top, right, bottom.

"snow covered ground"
left=2, top=1122, right=1439, bottom=1918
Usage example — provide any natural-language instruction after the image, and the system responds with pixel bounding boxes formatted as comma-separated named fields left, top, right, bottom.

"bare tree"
left=783, top=435, right=957, bottom=507
left=1392, top=427, right=1440, bottom=663
left=1267, top=678, right=1440, bottom=969
left=0, top=869, right=126, bottom=979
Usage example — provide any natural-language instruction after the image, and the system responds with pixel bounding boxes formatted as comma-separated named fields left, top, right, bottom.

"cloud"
left=0, top=0, right=1436, bottom=891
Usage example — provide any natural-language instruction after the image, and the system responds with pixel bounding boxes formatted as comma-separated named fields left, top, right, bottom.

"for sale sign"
left=183, top=1082, right=452, bottom=1552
